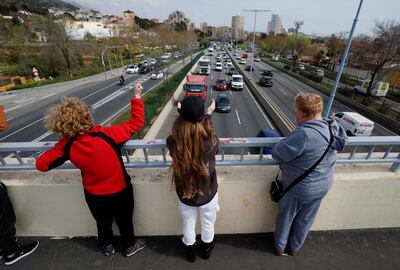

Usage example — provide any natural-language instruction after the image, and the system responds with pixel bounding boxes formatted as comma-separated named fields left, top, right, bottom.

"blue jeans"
left=274, top=192, right=324, bottom=252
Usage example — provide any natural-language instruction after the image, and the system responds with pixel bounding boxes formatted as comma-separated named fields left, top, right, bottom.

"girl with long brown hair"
left=167, top=96, right=219, bottom=262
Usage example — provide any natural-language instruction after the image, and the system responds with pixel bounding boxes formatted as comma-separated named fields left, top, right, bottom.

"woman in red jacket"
left=36, top=83, right=145, bottom=257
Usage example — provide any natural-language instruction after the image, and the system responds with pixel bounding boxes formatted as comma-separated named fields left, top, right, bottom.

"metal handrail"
left=0, top=137, right=399, bottom=172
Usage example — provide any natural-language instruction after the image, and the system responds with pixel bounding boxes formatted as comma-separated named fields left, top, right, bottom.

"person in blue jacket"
left=272, top=93, right=347, bottom=256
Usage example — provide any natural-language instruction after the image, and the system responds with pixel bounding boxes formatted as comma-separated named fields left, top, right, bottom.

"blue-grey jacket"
left=272, top=119, right=347, bottom=199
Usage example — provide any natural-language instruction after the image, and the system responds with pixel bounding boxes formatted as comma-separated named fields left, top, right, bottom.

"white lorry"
left=354, top=79, right=390, bottom=97
left=198, top=58, right=211, bottom=75
left=331, top=112, right=374, bottom=136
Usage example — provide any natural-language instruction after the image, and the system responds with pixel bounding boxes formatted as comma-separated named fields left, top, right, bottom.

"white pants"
left=178, top=193, right=219, bottom=246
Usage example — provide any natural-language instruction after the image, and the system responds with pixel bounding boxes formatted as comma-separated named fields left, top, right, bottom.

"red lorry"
left=184, top=74, right=207, bottom=101
left=242, top=52, right=248, bottom=59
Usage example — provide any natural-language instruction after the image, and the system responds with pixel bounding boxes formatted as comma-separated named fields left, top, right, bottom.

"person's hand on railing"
left=207, top=99, right=215, bottom=115
left=135, top=83, right=143, bottom=99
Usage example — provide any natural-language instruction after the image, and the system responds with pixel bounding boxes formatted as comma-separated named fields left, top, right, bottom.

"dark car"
left=283, top=64, right=291, bottom=70
left=215, top=78, right=228, bottom=91
left=245, top=65, right=254, bottom=71
left=262, top=70, right=273, bottom=77
left=139, top=65, right=150, bottom=74
left=228, top=67, right=238, bottom=75
left=216, top=93, right=231, bottom=113
left=259, top=76, right=273, bottom=87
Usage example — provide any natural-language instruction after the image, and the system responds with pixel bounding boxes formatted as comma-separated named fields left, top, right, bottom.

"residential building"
left=216, top=26, right=232, bottom=39
left=207, top=26, right=216, bottom=38
left=64, top=21, right=111, bottom=39
left=231, top=15, right=244, bottom=40
left=165, top=10, right=191, bottom=26
left=267, top=14, right=285, bottom=35
left=200, top=22, right=208, bottom=33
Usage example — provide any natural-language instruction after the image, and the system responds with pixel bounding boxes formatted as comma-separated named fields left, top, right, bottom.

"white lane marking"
left=32, top=131, right=52, bottom=142
left=211, top=86, right=213, bottom=95
left=101, top=82, right=160, bottom=125
left=4, top=105, right=22, bottom=113
left=229, top=90, right=233, bottom=95
left=0, top=116, right=47, bottom=142
left=278, top=88, right=288, bottom=96
left=38, top=93, right=56, bottom=101
left=80, top=75, right=135, bottom=101
left=15, top=98, right=35, bottom=103
left=92, top=90, right=126, bottom=109
left=244, top=84, right=274, bottom=128
left=235, top=109, right=241, bottom=126
left=7, top=117, right=14, bottom=122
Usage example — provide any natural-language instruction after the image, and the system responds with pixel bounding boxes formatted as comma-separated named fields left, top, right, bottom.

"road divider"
left=229, top=51, right=295, bottom=136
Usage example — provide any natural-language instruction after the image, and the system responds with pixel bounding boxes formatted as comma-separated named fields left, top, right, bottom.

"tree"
left=361, top=20, right=400, bottom=102
left=174, top=22, right=187, bottom=32
left=285, top=35, right=311, bottom=69
left=326, top=34, right=345, bottom=71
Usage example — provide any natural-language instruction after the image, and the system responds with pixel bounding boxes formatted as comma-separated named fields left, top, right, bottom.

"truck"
left=242, top=52, right=248, bottom=59
left=184, top=75, right=207, bottom=101
left=354, top=79, right=390, bottom=97
left=198, top=58, right=211, bottom=75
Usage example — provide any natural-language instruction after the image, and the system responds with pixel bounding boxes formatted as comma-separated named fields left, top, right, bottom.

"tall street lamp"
left=243, top=9, right=270, bottom=80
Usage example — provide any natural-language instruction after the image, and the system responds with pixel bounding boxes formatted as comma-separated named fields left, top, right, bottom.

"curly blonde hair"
left=45, top=97, right=94, bottom=138
left=295, top=93, right=323, bottom=118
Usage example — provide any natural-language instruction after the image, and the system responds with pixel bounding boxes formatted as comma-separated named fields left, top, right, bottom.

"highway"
left=0, top=55, right=195, bottom=143
left=233, top=49, right=396, bottom=136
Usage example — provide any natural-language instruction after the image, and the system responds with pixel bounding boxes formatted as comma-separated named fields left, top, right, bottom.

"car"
left=331, top=112, right=374, bottom=136
left=226, top=60, right=232, bottom=64
left=150, top=59, right=157, bottom=65
left=215, top=62, right=223, bottom=71
left=216, top=93, right=232, bottom=113
left=151, top=70, right=164, bottom=80
left=228, top=66, right=238, bottom=75
left=236, top=55, right=241, bottom=59
left=216, top=55, right=221, bottom=60
left=230, top=74, right=244, bottom=90
left=139, top=65, right=150, bottom=74
left=259, top=76, right=273, bottom=87
left=215, top=78, right=228, bottom=90
left=239, top=58, right=246, bottom=65
left=298, top=64, right=305, bottom=70
left=254, top=57, right=261, bottom=62
left=245, top=65, right=254, bottom=71
left=262, top=70, right=273, bottom=77
left=272, top=55, right=279, bottom=61
left=125, top=64, right=139, bottom=74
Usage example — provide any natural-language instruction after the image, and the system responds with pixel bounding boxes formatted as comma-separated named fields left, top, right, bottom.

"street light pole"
left=323, top=0, right=364, bottom=118
left=243, top=9, right=270, bottom=80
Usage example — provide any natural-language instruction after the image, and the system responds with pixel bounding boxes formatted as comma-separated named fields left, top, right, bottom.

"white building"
left=65, top=21, right=111, bottom=39
left=165, top=10, right=191, bottom=26
left=231, top=15, right=244, bottom=40
left=267, top=14, right=285, bottom=35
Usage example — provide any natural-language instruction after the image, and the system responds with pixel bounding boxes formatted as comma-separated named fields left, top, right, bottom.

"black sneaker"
left=0, top=249, right=3, bottom=260
left=4, top=241, right=39, bottom=266
left=102, top=244, right=115, bottom=257
left=124, top=239, right=146, bottom=257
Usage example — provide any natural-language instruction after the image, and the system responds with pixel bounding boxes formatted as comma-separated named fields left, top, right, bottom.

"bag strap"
left=64, top=131, right=131, bottom=186
left=280, top=123, right=334, bottom=197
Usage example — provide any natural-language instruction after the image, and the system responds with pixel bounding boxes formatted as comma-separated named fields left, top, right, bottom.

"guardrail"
left=0, top=137, right=399, bottom=172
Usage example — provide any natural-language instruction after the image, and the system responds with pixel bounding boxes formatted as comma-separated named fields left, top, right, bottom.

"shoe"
left=184, top=243, right=196, bottom=262
left=288, top=249, right=298, bottom=256
left=102, top=244, right=115, bottom=257
left=125, top=239, right=146, bottom=257
left=199, top=240, right=214, bottom=260
left=0, top=249, right=3, bottom=260
left=274, top=249, right=288, bottom=256
left=4, top=241, right=39, bottom=266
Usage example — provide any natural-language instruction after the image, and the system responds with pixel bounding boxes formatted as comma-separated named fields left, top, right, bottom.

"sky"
left=66, top=0, right=400, bottom=36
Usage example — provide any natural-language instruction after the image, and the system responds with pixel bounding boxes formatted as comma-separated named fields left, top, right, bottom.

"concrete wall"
left=1, top=163, right=399, bottom=237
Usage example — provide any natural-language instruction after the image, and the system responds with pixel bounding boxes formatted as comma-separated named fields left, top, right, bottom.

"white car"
left=216, top=55, right=221, bottom=60
left=150, top=59, right=156, bottom=65
left=254, top=57, right=261, bottom=62
left=236, top=55, right=241, bottom=59
left=239, top=58, right=247, bottom=65
left=230, top=74, right=244, bottom=90
left=298, top=64, right=305, bottom=70
left=125, top=65, right=139, bottom=74
left=215, top=62, right=223, bottom=71
left=151, top=71, right=164, bottom=80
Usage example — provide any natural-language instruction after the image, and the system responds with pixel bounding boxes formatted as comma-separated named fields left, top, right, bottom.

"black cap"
left=178, top=96, right=205, bottom=123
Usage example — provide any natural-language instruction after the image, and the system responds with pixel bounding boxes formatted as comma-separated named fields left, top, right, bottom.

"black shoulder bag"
left=269, top=123, right=333, bottom=203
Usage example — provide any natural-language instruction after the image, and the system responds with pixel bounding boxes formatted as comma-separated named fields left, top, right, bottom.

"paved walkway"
left=5, top=228, right=399, bottom=269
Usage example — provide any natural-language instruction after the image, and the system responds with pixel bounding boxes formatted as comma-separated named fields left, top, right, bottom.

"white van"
left=354, top=79, right=390, bottom=97
left=331, top=112, right=374, bottom=136
left=230, top=75, right=244, bottom=90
